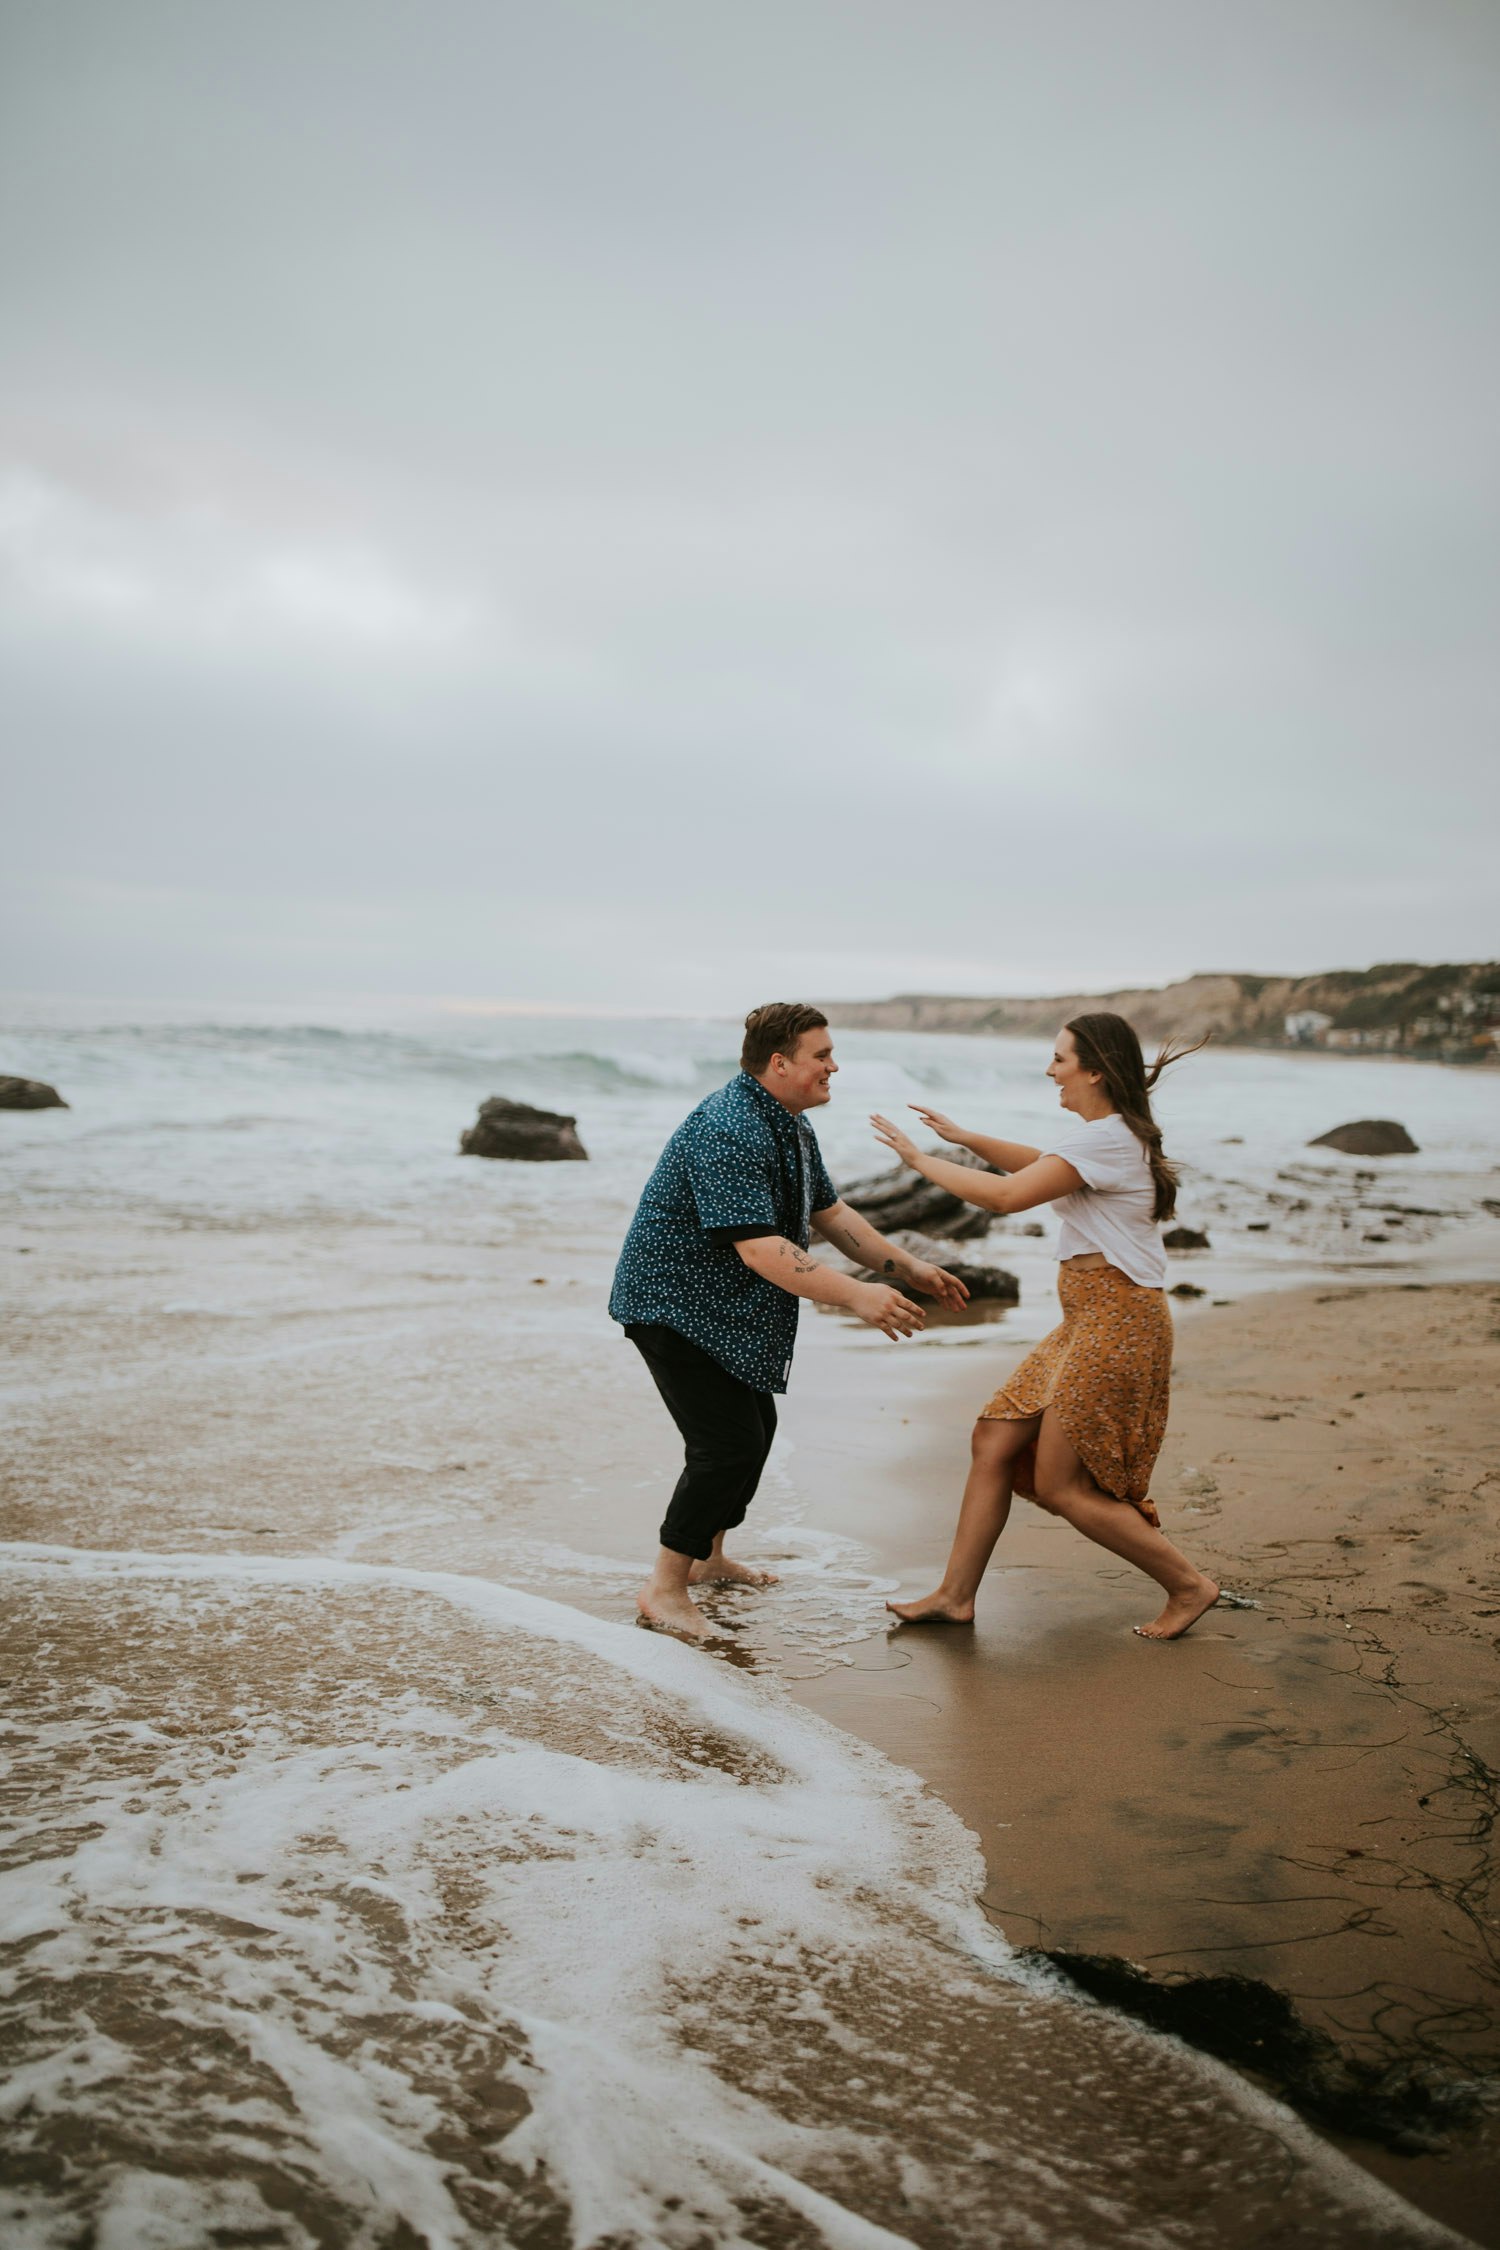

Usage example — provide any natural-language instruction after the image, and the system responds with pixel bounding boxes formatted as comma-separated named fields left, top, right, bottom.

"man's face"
left=765, top=1027, right=838, bottom=1112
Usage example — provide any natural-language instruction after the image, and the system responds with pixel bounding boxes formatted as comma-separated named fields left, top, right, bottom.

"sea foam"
left=0, top=1542, right=1463, bottom=2249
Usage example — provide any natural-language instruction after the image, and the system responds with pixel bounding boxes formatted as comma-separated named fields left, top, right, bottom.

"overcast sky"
left=2, top=0, right=1496, bottom=1013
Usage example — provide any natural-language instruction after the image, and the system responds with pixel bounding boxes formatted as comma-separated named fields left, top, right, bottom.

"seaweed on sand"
left=1024, top=1950, right=1493, bottom=2155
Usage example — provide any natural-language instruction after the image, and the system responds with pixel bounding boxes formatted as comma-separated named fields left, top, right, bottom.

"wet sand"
left=10, top=1215, right=1482, bottom=2247
left=4, top=1200, right=1496, bottom=2243
left=784, top=1281, right=1500, bottom=2245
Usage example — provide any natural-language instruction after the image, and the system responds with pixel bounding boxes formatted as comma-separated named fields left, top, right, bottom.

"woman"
left=870, top=1013, right=1219, bottom=1643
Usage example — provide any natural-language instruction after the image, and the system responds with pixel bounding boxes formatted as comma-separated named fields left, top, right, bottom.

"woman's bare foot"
left=1134, top=1578, right=1220, bottom=1642
left=636, top=1585, right=712, bottom=1642
left=689, top=1556, right=779, bottom=1587
left=885, top=1592, right=976, bottom=1626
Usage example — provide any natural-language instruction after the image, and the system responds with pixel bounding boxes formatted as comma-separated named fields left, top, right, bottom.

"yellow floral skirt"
left=979, top=1261, right=1172, bottom=1526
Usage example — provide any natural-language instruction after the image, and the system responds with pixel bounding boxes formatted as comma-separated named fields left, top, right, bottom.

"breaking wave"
left=0, top=1017, right=737, bottom=1098
left=0, top=1543, right=1459, bottom=2250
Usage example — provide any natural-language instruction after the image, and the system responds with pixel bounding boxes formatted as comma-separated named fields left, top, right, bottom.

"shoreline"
left=827, top=1028, right=1500, bottom=1070
left=780, top=1280, right=1500, bottom=2245
left=4, top=1181, right=1497, bottom=2244
left=820, top=959, right=1500, bottom=1067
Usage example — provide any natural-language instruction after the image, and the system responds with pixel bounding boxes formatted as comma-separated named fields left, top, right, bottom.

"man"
left=609, top=1001, right=969, bottom=1640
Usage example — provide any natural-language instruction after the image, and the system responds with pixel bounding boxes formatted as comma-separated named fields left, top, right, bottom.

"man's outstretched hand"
left=849, top=1282, right=925, bottom=1340
left=907, top=1261, right=970, bottom=1313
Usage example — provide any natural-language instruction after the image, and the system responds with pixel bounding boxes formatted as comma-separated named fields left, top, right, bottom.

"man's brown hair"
left=741, top=1002, right=829, bottom=1077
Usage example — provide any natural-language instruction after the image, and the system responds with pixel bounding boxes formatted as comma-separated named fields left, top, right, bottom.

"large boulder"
left=838, top=1144, right=997, bottom=1241
left=0, top=1076, right=68, bottom=1110
left=1163, top=1225, right=1210, bottom=1251
left=460, top=1097, right=588, bottom=1161
left=1309, top=1119, right=1418, bottom=1157
left=863, top=1231, right=1019, bottom=1303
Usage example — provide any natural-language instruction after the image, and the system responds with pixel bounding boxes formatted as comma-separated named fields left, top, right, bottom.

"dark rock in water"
left=1163, top=1225, right=1209, bottom=1251
left=860, top=1231, right=1018, bottom=1303
left=838, top=1145, right=997, bottom=1241
left=0, top=1076, right=68, bottom=1111
left=1170, top=1282, right=1207, bottom=1300
left=1246, top=1221, right=1270, bottom=1232
left=1309, top=1119, right=1419, bottom=1157
left=1026, top=1950, right=1482, bottom=2153
left=460, top=1097, right=588, bottom=1162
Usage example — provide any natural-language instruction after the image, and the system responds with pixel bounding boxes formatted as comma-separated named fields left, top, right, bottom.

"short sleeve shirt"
left=1047, top=1114, right=1167, bottom=1289
left=608, top=1072, right=840, bottom=1392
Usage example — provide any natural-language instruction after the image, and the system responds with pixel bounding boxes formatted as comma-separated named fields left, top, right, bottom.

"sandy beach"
left=4, top=1017, right=1500, bottom=2245
left=6, top=1227, right=1498, bottom=2243
left=14, top=1234, right=1490, bottom=2246
left=786, top=1280, right=1500, bottom=2244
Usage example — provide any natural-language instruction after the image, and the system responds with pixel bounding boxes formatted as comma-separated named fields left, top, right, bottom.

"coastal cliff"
left=824, top=961, right=1500, bottom=1060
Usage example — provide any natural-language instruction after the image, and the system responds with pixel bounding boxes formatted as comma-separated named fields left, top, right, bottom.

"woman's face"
left=1046, top=1027, right=1103, bottom=1114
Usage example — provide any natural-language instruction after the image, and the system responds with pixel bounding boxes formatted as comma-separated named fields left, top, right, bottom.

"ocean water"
left=4, top=999, right=1498, bottom=1265
left=3, top=1004, right=1497, bottom=2247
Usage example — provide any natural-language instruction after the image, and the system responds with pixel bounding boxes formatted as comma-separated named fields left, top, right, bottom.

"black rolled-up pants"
left=625, top=1323, right=778, bottom=1561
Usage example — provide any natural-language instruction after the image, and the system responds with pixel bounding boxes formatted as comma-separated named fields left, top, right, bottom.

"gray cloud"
left=2, top=0, right=1496, bottom=1006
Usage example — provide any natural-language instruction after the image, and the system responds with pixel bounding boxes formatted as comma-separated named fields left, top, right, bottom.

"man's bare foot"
left=688, top=1556, right=780, bottom=1587
left=636, top=1585, right=712, bottom=1643
left=885, top=1593, right=976, bottom=1626
left=1134, top=1578, right=1220, bottom=1642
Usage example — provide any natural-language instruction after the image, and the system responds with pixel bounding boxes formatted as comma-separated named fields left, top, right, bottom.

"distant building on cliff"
left=1324, top=1026, right=1402, bottom=1051
left=1284, top=1009, right=1333, bottom=1044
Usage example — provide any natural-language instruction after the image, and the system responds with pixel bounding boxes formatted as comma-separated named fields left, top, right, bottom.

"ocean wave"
left=0, top=1021, right=736, bottom=1100
left=65, top=1114, right=298, bottom=1139
left=487, top=1047, right=732, bottom=1094
left=0, top=1543, right=1457, bottom=2250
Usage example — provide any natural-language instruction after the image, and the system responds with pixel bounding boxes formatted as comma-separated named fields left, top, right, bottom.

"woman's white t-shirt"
left=1045, top=1114, right=1168, bottom=1289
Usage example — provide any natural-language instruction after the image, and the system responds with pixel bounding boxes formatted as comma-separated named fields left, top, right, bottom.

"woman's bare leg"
left=886, top=1416, right=1039, bottom=1624
left=1032, top=1411, right=1218, bottom=1639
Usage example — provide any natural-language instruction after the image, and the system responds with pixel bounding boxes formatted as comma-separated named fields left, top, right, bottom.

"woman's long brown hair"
left=1064, top=1013, right=1208, bottom=1222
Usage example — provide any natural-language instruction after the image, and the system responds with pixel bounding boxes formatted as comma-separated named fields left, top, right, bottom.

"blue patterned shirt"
left=609, top=1071, right=839, bottom=1393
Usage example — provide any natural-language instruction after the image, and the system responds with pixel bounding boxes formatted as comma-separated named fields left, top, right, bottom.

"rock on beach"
left=839, top=1146, right=996, bottom=1240
left=460, top=1097, right=588, bottom=1161
left=0, top=1075, right=68, bottom=1110
left=1163, top=1225, right=1210, bottom=1251
left=863, top=1231, right=1020, bottom=1303
left=1309, top=1118, right=1419, bottom=1157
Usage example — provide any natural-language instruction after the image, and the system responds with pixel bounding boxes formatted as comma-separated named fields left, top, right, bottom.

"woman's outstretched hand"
left=908, top=1103, right=967, bottom=1146
left=870, top=1112, right=923, bottom=1169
